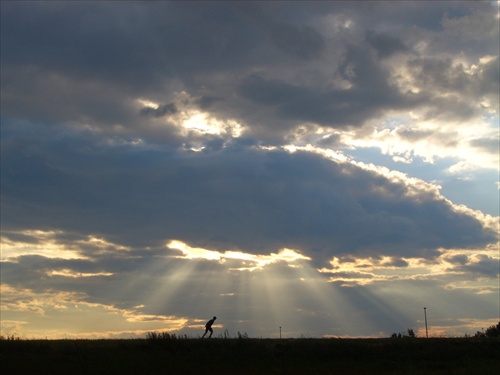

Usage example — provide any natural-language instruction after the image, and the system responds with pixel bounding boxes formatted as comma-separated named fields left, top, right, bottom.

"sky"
left=1, top=1, right=499, bottom=339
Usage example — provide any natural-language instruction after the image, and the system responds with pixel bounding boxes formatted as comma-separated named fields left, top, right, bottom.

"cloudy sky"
left=1, top=1, right=498, bottom=339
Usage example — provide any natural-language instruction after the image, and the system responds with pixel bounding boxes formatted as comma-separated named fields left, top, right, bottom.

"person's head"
left=213, top=316, right=217, bottom=320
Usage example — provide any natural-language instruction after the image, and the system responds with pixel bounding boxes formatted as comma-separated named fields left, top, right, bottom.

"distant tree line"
left=470, top=322, right=500, bottom=338
left=390, top=322, right=500, bottom=339
left=390, top=328, right=416, bottom=338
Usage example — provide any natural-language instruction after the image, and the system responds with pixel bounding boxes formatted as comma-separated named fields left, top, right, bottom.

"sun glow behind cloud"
left=319, top=246, right=499, bottom=293
left=1, top=230, right=134, bottom=262
left=47, top=269, right=114, bottom=278
left=137, top=93, right=244, bottom=139
left=166, top=240, right=311, bottom=271
left=1, top=230, right=88, bottom=261
left=181, top=112, right=244, bottom=138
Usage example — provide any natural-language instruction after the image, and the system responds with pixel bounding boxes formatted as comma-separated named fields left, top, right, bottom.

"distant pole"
left=424, top=307, right=428, bottom=338
left=279, top=326, right=282, bottom=339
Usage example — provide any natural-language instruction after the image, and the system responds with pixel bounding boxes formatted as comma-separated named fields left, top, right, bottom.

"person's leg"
left=208, top=328, right=213, bottom=338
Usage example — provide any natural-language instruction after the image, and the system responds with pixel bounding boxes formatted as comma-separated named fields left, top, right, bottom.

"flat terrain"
left=1, top=337, right=499, bottom=374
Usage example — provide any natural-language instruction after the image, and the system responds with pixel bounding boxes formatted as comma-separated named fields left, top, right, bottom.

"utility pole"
left=424, top=307, right=428, bottom=338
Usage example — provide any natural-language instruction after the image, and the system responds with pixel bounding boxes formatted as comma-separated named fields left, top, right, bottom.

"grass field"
left=1, top=337, right=499, bottom=374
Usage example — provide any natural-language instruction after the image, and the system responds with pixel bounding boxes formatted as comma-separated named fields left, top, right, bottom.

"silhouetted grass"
left=1, top=337, right=499, bottom=374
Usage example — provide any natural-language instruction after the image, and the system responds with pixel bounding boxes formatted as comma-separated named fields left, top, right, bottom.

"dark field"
left=1, top=337, right=499, bottom=374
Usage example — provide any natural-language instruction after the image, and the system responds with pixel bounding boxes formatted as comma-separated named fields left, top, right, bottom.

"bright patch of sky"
left=346, top=147, right=499, bottom=216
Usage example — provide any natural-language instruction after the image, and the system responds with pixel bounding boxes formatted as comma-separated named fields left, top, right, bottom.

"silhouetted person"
left=202, top=316, right=217, bottom=338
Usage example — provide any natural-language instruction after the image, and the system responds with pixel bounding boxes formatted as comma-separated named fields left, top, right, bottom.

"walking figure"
left=202, top=316, right=217, bottom=338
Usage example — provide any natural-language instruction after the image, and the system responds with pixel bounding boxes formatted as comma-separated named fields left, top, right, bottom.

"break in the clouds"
left=1, top=1, right=498, bottom=339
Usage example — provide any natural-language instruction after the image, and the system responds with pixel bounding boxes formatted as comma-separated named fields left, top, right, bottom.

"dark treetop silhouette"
left=202, top=316, right=217, bottom=338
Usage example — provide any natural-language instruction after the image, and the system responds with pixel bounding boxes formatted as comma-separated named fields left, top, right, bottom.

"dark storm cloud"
left=460, top=255, right=499, bottom=278
left=2, top=1, right=497, bottom=143
left=241, top=4, right=326, bottom=60
left=445, top=255, right=500, bottom=278
left=1, top=123, right=495, bottom=267
left=237, top=40, right=414, bottom=129
left=1, top=1, right=262, bottom=85
left=365, top=31, right=408, bottom=59
left=1, top=2, right=165, bottom=90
